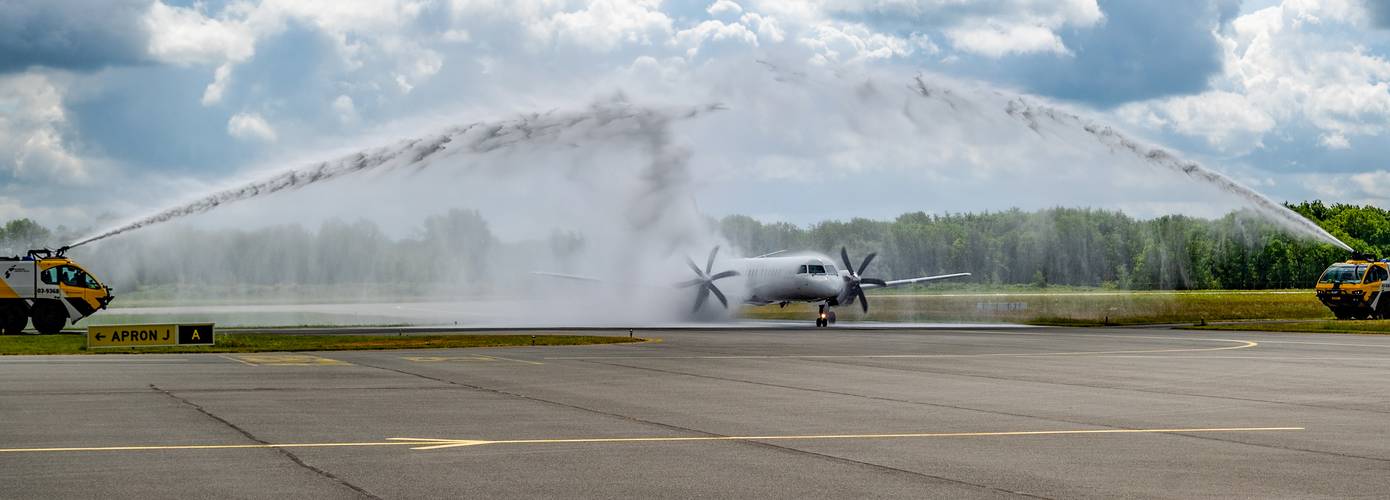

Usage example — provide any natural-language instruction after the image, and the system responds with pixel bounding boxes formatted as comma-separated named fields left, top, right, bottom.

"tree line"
left=720, top=202, right=1366, bottom=290
left=2, top=201, right=1382, bottom=291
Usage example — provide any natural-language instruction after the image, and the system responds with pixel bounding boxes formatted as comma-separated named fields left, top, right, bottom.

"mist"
left=67, top=62, right=1352, bottom=325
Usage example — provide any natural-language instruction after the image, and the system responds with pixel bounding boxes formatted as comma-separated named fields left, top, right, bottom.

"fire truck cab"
left=1315, top=257, right=1390, bottom=320
left=0, top=248, right=114, bottom=335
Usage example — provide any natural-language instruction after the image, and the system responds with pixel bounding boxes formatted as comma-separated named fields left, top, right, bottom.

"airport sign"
left=87, top=323, right=215, bottom=348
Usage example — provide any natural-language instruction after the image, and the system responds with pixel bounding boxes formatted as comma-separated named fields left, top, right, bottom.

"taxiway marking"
left=402, top=354, right=543, bottom=365
left=231, top=354, right=351, bottom=366
left=545, top=338, right=1258, bottom=360
left=0, top=427, right=1303, bottom=454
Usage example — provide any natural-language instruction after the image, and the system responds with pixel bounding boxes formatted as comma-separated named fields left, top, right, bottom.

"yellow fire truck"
left=0, top=248, right=114, bottom=335
left=1315, top=255, right=1390, bottom=320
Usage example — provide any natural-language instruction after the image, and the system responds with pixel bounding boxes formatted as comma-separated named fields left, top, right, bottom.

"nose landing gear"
left=815, top=305, right=837, bottom=327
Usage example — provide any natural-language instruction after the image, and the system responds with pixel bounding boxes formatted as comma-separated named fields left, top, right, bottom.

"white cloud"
left=1320, top=132, right=1350, bottom=150
left=1117, top=0, right=1390, bottom=154
left=526, top=0, right=674, bottom=51
left=144, top=2, right=256, bottom=66
left=201, top=63, right=234, bottom=106
left=441, top=29, right=471, bottom=42
left=1351, top=170, right=1390, bottom=196
left=0, top=72, right=85, bottom=182
left=798, top=22, right=930, bottom=65
left=227, top=112, right=277, bottom=142
left=1116, top=91, right=1275, bottom=154
left=740, top=12, right=785, bottom=43
left=945, top=23, right=1069, bottom=57
left=803, top=0, right=1102, bottom=58
left=708, top=0, right=743, bottom=18
left=142, top=0, right=442, bottom=107
left=332, top=95, right=357, bottom=124
left=675, top=20, right=759, bottom=58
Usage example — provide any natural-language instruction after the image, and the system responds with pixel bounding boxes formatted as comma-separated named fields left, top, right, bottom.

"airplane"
left=674, top=246, right=970, bottom=327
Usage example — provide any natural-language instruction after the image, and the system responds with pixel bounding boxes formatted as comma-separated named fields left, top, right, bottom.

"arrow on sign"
left=95, top=333, right=105, bottom=341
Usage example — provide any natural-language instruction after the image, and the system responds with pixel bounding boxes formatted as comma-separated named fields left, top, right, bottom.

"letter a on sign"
left=177, top=324, right=216, bottom=345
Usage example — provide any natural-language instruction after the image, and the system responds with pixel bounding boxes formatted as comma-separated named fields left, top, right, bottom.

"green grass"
left=741, top=289, right=1330, bottom=325
left=0, top=334, right=645, bottom=355
left=1192, top=320, right=1390, bottom=335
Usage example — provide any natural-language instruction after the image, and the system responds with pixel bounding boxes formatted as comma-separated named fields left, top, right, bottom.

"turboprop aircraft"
left=674, top=246, right=969, bottom=327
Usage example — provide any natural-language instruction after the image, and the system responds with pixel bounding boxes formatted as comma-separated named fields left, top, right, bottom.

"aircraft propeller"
left=841, top=246, right=887, bottom=313
left=676, top=246, right=740, bottom=313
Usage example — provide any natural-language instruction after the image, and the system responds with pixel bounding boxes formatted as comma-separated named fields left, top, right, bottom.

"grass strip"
left=0, top=334, right=644, bottom=356
left=743, top=290, right=1329, bottom=325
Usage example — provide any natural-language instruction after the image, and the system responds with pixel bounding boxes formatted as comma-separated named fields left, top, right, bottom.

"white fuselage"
left=734, top=253, right=846, bottom=305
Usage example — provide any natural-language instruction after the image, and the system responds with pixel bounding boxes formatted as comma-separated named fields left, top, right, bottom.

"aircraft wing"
left=530, top=271, right=672, bottom=290
left=530, top=271, right=605, bottom=282
left=862, top=272, right=971, bottom=289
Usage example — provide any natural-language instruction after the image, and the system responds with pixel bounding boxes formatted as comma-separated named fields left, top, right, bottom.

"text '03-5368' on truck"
left=1316, top=253, right=1390, bottom=320
left=0, top=247, right=113, bottom=335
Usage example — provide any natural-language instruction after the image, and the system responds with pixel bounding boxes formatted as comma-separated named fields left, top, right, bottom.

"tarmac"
left=3, top=325, right=1389, bottom=498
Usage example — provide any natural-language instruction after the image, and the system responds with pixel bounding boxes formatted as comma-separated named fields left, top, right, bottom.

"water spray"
left=908, top=75, right=1351, bottom=252
left=70, top=100, right=723, bottom=249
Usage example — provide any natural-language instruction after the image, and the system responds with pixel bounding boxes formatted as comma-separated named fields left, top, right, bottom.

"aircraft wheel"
left=827, top=311, right=837, bottom=325
left=0, top=301, right=27, bottom=335
left=30, top=301, right=67, bottom=335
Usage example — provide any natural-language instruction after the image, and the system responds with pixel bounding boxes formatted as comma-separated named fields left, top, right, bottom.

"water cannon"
left=25, top=246, right=69, bottom=261
left=1349, top=251, right=1378, bottom=262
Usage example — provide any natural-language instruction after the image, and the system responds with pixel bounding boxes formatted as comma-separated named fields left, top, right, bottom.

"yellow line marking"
left=217, top=354, right=257, bottom=366
left=401, top=356, right=495, bottom=363
left=0, top=442, right=411, bottom=453
left=475, top=354, right=544, bottom=365
left=400, top=355, right=540, bottom=364
left=1251, top=339, right=1390, bottom=348
left=233, top=354, right=351, bottom=366
left=546, top=339, right=1258, bottom=360
left=0, top=427, right=1302, bottom=454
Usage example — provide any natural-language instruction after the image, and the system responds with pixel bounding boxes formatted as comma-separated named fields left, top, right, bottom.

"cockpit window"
left=798, top=265, right=808, bottom=274
left=808, top=265, right=826, bottom=274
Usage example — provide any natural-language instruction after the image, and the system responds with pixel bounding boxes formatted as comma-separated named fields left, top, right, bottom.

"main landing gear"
left=815, top=304, right=837, bottom=327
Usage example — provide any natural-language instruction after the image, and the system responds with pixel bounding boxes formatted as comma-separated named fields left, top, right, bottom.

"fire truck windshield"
left=1320, top=263, right=1368, bottom=284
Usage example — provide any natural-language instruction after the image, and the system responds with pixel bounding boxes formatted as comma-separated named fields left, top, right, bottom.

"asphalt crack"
left=577, top=358, right=1390, bottom=466
left=348, top=359, right=1052, bottom=499
left=149, top=384, right=381, bottom=500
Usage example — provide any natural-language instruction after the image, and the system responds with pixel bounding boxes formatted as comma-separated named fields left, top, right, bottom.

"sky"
left=4, top=0, right=1390, bottom=242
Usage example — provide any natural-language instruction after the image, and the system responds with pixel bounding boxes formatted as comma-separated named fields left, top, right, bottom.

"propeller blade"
left=708, top=283, right=729, bottom=308
left=674, top=278, right=706, bottom=288
left=693, top=287, right=710, bottom=313
left=684, top=256, right=705, bottom=278
left=858, top=252, right=877, bottom=275
left=857, top=289, right=869, bottom=313
left=840, top=247, right=854, bottom=275
left=705, top=245, right=720, bottom=275
left=860, top=278, right=887, bottom=287
left=707, top=269, right=740, bottom=281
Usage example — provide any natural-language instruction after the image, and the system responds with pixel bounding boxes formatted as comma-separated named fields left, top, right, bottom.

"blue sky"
left=3, top=0, right=1390, bottom=240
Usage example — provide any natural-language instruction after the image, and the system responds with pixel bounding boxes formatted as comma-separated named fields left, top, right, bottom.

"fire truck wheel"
left=29, top=301, right=67, bottom=335
left=0, top=302, right=27, bottom=335
left=1333, top=309, right=1353, bottom=320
